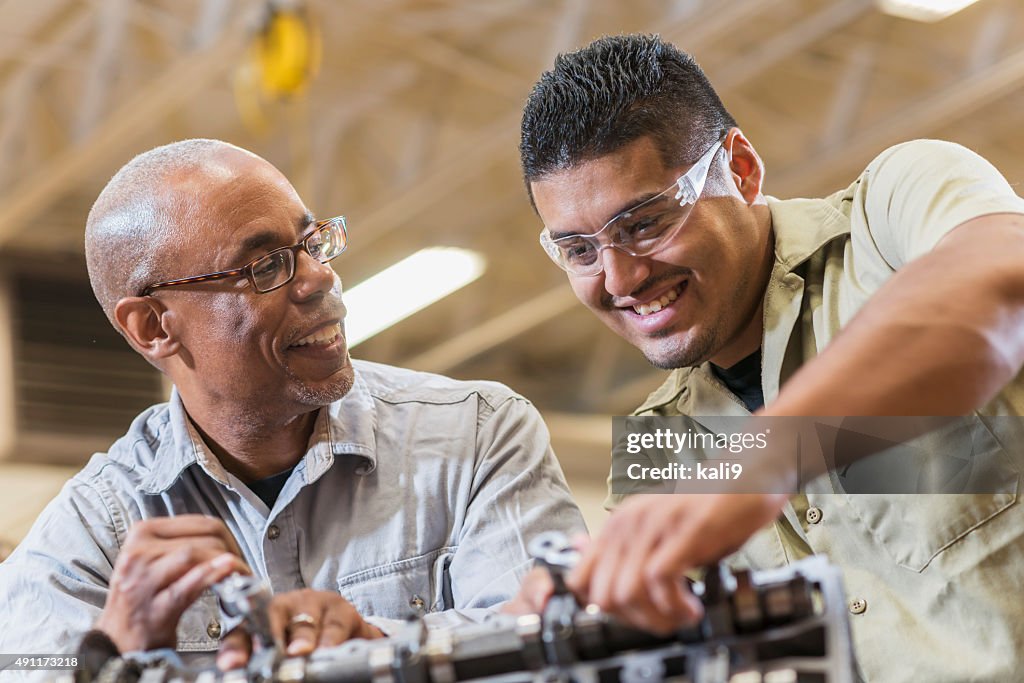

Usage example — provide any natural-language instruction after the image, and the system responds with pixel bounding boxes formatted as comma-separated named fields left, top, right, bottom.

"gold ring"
left=289, top=612, right=317, bottom=629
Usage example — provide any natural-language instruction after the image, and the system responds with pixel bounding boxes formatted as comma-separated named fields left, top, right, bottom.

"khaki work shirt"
left=607, top=140, right=1024, bottom=682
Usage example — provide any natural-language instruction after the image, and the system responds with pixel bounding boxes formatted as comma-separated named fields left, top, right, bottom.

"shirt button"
left=849, top=598, right=868, bottom=615
left=207, top=619, right=222, bottom=639
left=268, top=525, right=281, bottom=540
left=805, top=507, right=823, bottom=525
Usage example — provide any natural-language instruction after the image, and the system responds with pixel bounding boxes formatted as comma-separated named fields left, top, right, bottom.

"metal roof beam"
left=73, top=0, right=130, bottom=142
left=406, top=287, right=578, bottom=373
left=773, top=45, right=1024, bottom=196
left=710, top=0, right=873, bottom=92
left=0, top=0, right=74, bottom=69
left=0, top=6, right=257, bottom=248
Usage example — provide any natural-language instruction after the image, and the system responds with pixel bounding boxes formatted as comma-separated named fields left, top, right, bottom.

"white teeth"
left=632, top=283, right=684, bottom=316
left=292, top=323, right=341, bottom=347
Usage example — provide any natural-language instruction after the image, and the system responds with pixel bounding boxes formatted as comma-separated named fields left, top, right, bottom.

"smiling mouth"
left=631, top=282, right=686, bottom=316
left=290, top=323, right=342, bottom=348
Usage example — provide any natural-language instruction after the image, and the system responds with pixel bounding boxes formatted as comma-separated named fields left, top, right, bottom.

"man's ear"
left=724, top=128, right=765, bottom=205
left=113, top=296, right=181, bottom=362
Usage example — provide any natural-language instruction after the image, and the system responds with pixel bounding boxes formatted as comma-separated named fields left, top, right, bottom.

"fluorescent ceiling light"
left=344, top=247, right=486, bottom=347
left=876, top=0, right=981, bottom=22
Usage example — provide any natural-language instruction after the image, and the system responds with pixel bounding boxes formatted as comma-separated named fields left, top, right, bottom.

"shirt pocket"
left=839, top=419, right=1019, bottom=572
left=337, top=547, right=456, bottom=619
left=175, top=589, right=221, bottom=652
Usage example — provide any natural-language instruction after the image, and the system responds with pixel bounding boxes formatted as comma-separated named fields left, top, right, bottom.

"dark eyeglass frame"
left=140, top=216, right=348, bottom=296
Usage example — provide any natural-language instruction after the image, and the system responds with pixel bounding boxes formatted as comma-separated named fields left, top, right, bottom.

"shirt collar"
left=323, top=365, right=378, bottom=475
left=139, top=366, right=379, bottom=495
left=766, top=194, right=851, bottom=273
left=137, top=388, right=203, bottom=494
left=632, top=367, right=693, bottom=415
left=630, top=195, right=851, bottom=416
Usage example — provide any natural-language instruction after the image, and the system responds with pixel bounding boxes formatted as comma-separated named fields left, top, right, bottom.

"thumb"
left=502, top=568, right=554, bottom=615
left=570, top=533, right=592, bottom=552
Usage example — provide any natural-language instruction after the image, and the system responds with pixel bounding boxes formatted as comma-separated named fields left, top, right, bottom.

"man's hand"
left=501, top=566, right=556, bottom=616
left=567, top=493, right=787, bottom=633
left=502, top=533, right=592, bottom=616
left=217, top=589, right=384, bottom=670
left=95, top=515, right=250, bottom=653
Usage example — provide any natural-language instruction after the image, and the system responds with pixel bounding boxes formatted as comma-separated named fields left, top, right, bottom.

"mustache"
left=603, top=267, right=694, bottom=308
left=284, top=297, right=347, bottom=346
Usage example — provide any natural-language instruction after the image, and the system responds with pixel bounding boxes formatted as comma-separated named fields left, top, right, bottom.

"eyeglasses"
left=140, top=216, right=348, bottom=296
left=539, top=139, right=724, bottom=277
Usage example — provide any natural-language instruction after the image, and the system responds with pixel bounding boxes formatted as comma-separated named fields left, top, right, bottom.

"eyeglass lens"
left=250, top=219, right=346, bottom=293
left=557, top=196, right=689, bottom=272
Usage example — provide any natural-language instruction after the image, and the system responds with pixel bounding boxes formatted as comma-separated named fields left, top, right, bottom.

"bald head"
left=85, top=139, right=266, bottom=328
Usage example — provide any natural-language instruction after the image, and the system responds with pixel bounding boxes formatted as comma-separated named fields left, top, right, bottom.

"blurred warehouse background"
left=1, top=0, right=1024, bottom=555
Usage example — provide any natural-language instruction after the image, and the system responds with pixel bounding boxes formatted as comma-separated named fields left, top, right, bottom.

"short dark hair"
left=520, top=34, right=736, bottom=202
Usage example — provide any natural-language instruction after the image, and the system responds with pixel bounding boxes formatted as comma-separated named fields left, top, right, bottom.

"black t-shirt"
left=247, top=466, right=295, bottom=509
left=709, top=350, right=764, bottom=412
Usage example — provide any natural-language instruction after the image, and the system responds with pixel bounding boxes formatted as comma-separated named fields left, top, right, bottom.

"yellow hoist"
left=235, top=1, right=321, bottom=133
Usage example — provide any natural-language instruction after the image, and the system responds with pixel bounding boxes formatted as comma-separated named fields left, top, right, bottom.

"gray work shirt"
left=0, top=359, right=585, bottom=668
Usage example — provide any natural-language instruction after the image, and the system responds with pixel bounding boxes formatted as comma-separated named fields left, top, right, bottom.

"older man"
left=516, top=34, right=1024, bottom=682
left=0, top=139, right=584, bottom=671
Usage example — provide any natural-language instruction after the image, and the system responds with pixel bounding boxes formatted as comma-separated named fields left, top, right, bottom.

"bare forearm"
left=770, top=313, right=1010, bottom=418
left=769, top=213, right=1024, bottom=418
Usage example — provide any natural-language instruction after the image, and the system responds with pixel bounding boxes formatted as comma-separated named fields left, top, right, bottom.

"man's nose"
left=600, top=246, right=651, bottom=299
left=291, top=251, right=337, bottom=300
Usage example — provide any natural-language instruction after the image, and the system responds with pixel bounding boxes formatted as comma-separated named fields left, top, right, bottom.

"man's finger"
left=146, top=545, right=245, bottom=594
left=501, top=567, right=554, bottom=615
left=633, top=572, right=701, bottom=633
left=567, top=532, right=604, bottom=596
left=570, top=533, right=591, bottom=552
left=132, top=515, right=228, bottom=538
left=269, top=592, right=324, bottom=657
left=613, top=510, right=667, bottom=606
left=134, top=515, right=246, bottom=557
left=217, top=627, right=252, bottom=671
left=285, top=612, right=321, bottom=656
left=568, top=499, right=645, bottom=597
left=159, top=553, right=248, bottom=618
left=588, top=508, right=644, bottom=611
left=522, top=568, right=555, bottom=611
left=614, top=597, right=679, bottom=634
left=647, top=494, right=778, bottom=574
left=269, top=595, right=294, bottom=648
left=318, top=614, right=355, bottom=648
left=646, top=573, right=700, bottom=627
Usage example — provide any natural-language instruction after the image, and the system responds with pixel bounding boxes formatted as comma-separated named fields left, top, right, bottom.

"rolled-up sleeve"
left=857, top=139, right=1024, bottom=269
